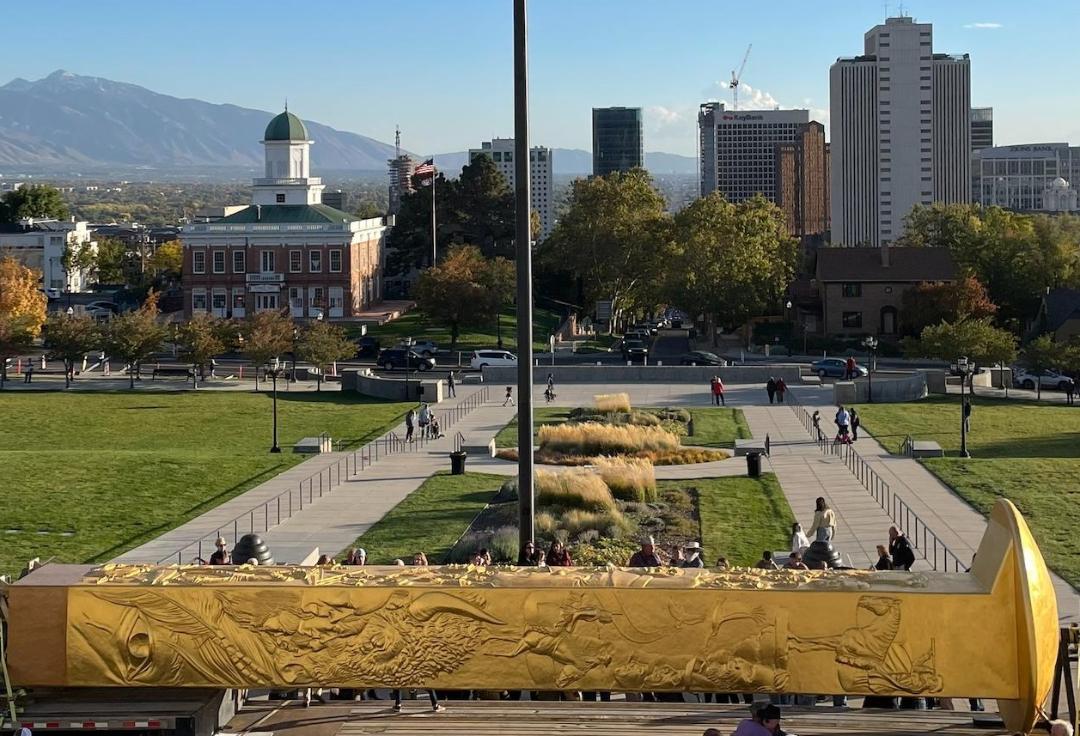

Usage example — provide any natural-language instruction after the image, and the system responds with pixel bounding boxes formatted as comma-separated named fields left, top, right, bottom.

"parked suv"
left=810, top=357, right=868, bottom=379
left=376, top=348, right=435, bottom=371
left=621, top=339, right=649, bottom=363
left=398, top=340, right=438, bottom=357
left=470, top=350, right=517, bottom=369
left=1013, top=368, right=1074, bottom=392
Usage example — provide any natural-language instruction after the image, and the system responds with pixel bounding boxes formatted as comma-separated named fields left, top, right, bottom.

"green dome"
left=263, top=110, right=308, bottom=142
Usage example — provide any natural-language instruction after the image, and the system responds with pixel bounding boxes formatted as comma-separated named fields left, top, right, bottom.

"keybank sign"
left=721, top=114, right=765, bottom=122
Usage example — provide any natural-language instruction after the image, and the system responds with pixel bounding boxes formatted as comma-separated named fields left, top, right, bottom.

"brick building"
left=181, top=110, right=389, bottom=319
left=776, top=121, right=830, bottom=242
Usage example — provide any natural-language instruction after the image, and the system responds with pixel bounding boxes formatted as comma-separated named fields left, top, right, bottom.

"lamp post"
left=289, top=326, right=298, bottom=388
left=863, top=336, right=878, bottom=402
left=267, top=359, right=281, bottom=454
left=958, top=356, right=971, bottom=458
left=403, top=336, right=413, bottom=402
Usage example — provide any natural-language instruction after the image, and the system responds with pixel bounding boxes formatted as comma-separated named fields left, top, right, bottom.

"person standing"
left=628, top=537, right=662, bottom=567
left=502, top=386, right=515, bottom=407
left=667, top=544, right=685, bottom=567
left=446, top=371, right=456, bottom=398
left=417, top=403, right=431, bottom=436
left=23, top=360, right=33, bottom=384
left=845, top=356, right=856, bottom=380
left=545, top=540, right=572, bottom=566
left=775, top=377, right=787, bottom=404
left=712, top=375, right=726, bottom=406
left=404, top=408, right=416, bottom=442
left=681, top=541, right=705, bottom=568
left=850, top=407, right=861, bottom=442
left=765, top=377, right=777, bottom=404
left=834, top=406, right=851, bottom=443
left=811, top=410, right=822, bottom=440
left=888, top=526, right=916, bottom=571
left=808, top=497, right=837, bottom=542
left=209, top=537, right=230, bottom=565
left=791, top=522, right=810, bottom=555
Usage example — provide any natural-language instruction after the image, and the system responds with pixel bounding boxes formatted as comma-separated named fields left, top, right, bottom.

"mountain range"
left=0, top=70, right=697, bottom=176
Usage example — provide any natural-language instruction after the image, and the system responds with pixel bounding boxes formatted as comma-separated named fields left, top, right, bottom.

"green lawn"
left=343, top=471, right=504, bottom=564
left=356, top=305, right=562, bottom=354
left=689, top=408, right=752, bottom=448
left=855, top=396, right=1080, bottom=586
left=0, top=391, right=410, bottom=575
left=687, top=474, right=795, bottom=567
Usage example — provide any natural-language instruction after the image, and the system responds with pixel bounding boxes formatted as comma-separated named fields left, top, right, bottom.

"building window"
left=192, top=251, right=206, bottom=274
left=261, top=250, right=275, bottom=273
left=233, top=250, right=246, bottom=273
left=309, top=251, right=322, bottom=272
left=212, top=289, right=227, bottom=313
left=276, top=193, right=285, bottom=203
left=232, top=288, right=245, bottom=310
left=290, top=250, right=302, bottom=273
left=212, top=250, right=225, bottom=274
left=329, top=249, right=342, bottom=273
left=841, top=283, right=862, bottom=298
left=192, top=288, right=207, bottom=311
left=842, top=312, right=863, bottom=329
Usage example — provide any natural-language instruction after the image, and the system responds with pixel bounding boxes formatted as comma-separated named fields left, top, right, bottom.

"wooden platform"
left=229, top=700, right=1010, bottom=736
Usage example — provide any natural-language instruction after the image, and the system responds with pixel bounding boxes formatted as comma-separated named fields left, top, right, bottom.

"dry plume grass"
left=536, top=467, right=616, bottom=511
left=592, top=457, right=657, bottom=502
left=560, top=508, right=631, bottom=539
left=594, top=393, right=632, bottom=414
left=539, top=422, right=680, bottom=456
left=495, top=445, right=729, bottom=466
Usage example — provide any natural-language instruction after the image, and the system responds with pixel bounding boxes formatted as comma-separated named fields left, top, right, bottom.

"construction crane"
left=730, top=44, right=752, bottom=110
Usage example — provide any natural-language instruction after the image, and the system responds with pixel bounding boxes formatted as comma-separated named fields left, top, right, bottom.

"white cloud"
left=964, top=22, right=1003, bottom=29
left=704, top=80, right=780, bottom=111
left=646, top=105, right=683, bottom=128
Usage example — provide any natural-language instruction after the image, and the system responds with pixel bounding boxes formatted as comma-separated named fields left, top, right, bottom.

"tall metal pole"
left=431, top=172, right=437, bottom=267
left=514, top=0, right=535, bottom=550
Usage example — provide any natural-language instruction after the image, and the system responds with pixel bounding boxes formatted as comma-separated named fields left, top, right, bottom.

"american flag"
left=414, top=159, right=436, bottom=178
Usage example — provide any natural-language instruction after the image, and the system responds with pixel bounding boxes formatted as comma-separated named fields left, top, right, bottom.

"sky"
left=1, top=0, right=1077, bottom=157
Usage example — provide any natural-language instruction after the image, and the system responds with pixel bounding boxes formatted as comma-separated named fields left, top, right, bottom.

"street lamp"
left=863, top=336, right=878, bottom=402
left=267, top=359, right=282, bottom=453
left=402, top=336, right=413, bottom=402
left=289, top=326, right=298, bottom=387
left=957, top=356, right=971, bottom=458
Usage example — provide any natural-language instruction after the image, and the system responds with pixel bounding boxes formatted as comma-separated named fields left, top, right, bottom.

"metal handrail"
left=159, top=385, right=492, bottom=564
left=453, top=431, right=466, bottom=453
left=786, top=394, right=967, bottom=572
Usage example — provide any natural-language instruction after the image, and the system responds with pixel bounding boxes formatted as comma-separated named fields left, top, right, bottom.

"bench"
left=910, top=440, right=944, bottom=458
left=461, top=373, right=484, bottom=384
left=294, top=436, right=332, bottom=454
left=733, top=439, right=767, bottom=456
left=800, top=375, right=822, bottom=385
left=152, top=367, right=193, bottom=380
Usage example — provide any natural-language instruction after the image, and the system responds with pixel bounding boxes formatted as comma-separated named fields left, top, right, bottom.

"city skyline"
left=0, top=0, right=1076, bottom=158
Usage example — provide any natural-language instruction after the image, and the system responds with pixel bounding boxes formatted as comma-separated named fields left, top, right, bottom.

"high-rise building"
left=468, top=138, right=555, bottom=240
left=830, top=16, right=971, bottom=247
left=973, top=143, right=1080, bottom=212
left=387, top=127, right=416, bottom=215
left=776, top=122, right=831, bottom=241
left=971, top=107, right=993, bottom=152
left=592, top=107, right=643, bottom=176
left=698, top=102, right=811, bottom=202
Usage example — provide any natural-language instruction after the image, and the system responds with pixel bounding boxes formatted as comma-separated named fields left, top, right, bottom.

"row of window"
left=191, top=249, right=343, bottom=275
left=191, top=286, right=346, bottom=314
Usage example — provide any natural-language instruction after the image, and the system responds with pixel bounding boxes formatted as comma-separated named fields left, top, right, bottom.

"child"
left=503, top=386, right=515, bottom=406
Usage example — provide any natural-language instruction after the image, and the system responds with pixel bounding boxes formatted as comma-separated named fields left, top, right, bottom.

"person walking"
left=888, top=526, right=916, bottom=571
left=502, top=386, right=515, bottom=407
left=711, top=376, right=726, bottom=406
left=808, top=497, right=837, bottom=543
left=845, top=356, right=856, bottom=380
left=446, top=371, right=456, bottom=398
left=393, top=688, right=443, bottom=713
left=765, top=377, right=777, bottom=404
left=850, top=407, right=861, bottom=442
left=547, top=373, right=555, bottom=393
left=775, top=377, right=787, bottom=404
left=404, top=408, right=416, bottom=442
left=23, top=360, right=33, bottom=384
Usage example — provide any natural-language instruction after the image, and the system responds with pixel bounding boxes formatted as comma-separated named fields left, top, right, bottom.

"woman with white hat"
left=681, top=541, right=705, bottom=568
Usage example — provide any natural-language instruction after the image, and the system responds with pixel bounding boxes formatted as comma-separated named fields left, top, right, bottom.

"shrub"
left=535, top=511, right=557, bottom=536
left=594, top=393, right=631, bottom=414
left=655, top=408, right=691, bottom=424
left=488, top=526, right=519, bottom=563
left=448, top=530, right=492, bottom=563
left=493, top=478, right=518, bottom=503
left=558, top=507, right=632, bottom=538
left=571, top=537, right=639, bottom=566
left=592, top=457, right=657, bottom=503
left=627, top=411, right=661, bottom=426
left=538, top=423, right=681, bottom=456
left=576, top=529, right=601, bottom=545
left=536, top=468, right=617, bottom=511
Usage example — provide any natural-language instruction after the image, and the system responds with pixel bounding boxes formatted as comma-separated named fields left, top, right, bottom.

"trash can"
left=450, top=450, right=468, bottom=475
left=746, top=451, right=761, bottom=478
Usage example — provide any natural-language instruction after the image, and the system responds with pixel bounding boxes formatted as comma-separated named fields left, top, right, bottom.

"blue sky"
left=1, top=0, right=1077, bottom=156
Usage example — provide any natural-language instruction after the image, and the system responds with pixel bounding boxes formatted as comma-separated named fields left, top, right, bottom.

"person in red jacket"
left=545, top=540, right=573, bottom=566
left=711, top=376, right=726, bottom=406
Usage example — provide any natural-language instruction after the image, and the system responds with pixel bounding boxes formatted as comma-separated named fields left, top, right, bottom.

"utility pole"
left=514, top=0, right=535, bottom=551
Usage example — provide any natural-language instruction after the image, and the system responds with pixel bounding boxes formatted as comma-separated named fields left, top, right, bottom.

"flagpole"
left=430, top=166, right=437, bottom=267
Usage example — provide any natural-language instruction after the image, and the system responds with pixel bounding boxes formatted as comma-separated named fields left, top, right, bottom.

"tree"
left=148, top=241, right=183, bottom=283
left=242, top=309, right=295, bottom=390
left=94, top=237, right=131, bottom=285
left=44, top=313, right=101, bottom=388
left=0, top=184, right=69, bottom=222
left=413, top=245, right=515, bottom=351
left=906, top=318, right=1017, bottom=395
left=1020, top=333, right=1066, bottom=401
left=354, top=201, right=384, bottom=219
left=176, top=313, right=228, bottom=388
left=663, top=193, right=797, bottom=345
left=101, top=291, right=167, bottom=388
left=540, top=170, right=669, bottom=330
left=0, top=257, right=48, bottom=388
left=448, top=155, right=515, bottom=258
left=296, top=320, right=354, bottom=392
left=900, top=275, right=997, bottom=336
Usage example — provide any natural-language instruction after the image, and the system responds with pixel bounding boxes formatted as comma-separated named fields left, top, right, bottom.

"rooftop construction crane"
left=730, top=44, right=752, bottom=110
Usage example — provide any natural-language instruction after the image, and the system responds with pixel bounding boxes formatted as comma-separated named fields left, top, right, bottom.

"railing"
left=786, top=394, right=967, bottom=572
left=159, top=386, right=492, bottom=564
left=453, top=431, right=466, bottom=453
left=900, top=434, right=915, bottom=457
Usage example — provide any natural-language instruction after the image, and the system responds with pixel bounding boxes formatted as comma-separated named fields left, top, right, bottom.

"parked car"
left=398, top=339, right=438, bottom=357
left=679, top=351, right=727, bottom=366
left=811, top=357, right=868, bottom=379
left=624, top=329, right=650, bottom=341
left=376, top=348, right=435, bottom=371
left=470, top=350, right=518, bottom=369
left=40, top=287, right=60, bottom=300
left=355, top=336, right=380, bottom=359
left=621, top=339, right=649, bottom=362
left=85, top=301, right=119, bottom=314
left=1013, top=368, right=1074, bottom=392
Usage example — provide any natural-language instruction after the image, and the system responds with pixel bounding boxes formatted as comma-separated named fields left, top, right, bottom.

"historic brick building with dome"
left=180, top=110, right=389, bottom=320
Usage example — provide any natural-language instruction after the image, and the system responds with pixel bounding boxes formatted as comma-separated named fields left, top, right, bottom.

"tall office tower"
left=776, top=121, right=831, bottom=240
left=387, top=127, right=416, bottom=215
left=697, top=101, right=811, bottom=203
left=468, top=138, right=555, bottom=239
left=592, top=107, right=643, bottom=176
left=971, top=107, right=994, bottom=152
left=830, top=16, right=971, bottom=246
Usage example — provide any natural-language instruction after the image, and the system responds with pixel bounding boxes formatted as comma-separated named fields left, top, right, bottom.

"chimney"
left=881, top=242, right=890, bottom=268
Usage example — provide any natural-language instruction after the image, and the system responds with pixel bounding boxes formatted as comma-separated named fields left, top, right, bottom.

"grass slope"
left=343, top=471, right=504, bottom=564
left=0, top=391, right=410, bottom=574
left=856, top=396, right=1080, bottom=586
left=687, top=474, right=795, bottom=567
left=358, top=305, right=561, bottom=353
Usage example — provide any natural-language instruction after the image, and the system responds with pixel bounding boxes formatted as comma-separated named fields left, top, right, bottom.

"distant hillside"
left=0, top=70, right=396, bottom=170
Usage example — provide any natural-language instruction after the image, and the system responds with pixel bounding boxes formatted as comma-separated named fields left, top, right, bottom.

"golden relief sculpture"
left=1, top=499, right=1060, bottom=735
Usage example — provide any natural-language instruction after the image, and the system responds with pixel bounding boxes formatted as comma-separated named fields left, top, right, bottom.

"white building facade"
left=0, top=218, right=95, bottom=292
left=181, top=111, right=389, bottom=320
left=468, top=138, right=554, bottom=240
left=830, top=16, right=971, bottom=247
left=973, top=143, right=1080, bottom=212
